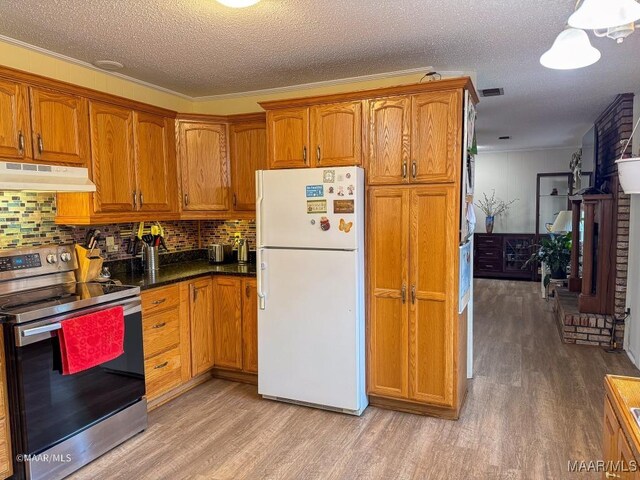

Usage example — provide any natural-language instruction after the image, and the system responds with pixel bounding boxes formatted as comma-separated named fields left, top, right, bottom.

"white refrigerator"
left=256, top=166, right=368, bottom=415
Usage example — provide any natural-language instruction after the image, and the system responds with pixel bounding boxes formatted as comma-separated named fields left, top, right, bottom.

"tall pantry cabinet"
left=261, top=78, right=478, bottom=419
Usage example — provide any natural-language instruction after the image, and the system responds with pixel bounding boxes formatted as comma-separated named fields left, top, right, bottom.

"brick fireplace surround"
left=553, top=93, right=633, bottom=348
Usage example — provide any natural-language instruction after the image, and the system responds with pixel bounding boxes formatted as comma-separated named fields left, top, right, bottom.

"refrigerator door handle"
left=257, top=248, right=266, bottom=310
left=256, top=170, right=266, bottom=310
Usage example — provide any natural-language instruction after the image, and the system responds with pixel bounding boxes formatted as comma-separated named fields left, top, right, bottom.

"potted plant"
left=474, top=190, right=517, bottom=234
left=524, top=232, right=572, bottom=287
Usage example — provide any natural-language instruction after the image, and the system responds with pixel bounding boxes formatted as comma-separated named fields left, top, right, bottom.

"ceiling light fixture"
left=568, top=0, right=640, bottom=30
left=216, top=0, right=260, bottom=7
left=540, top=28, right=601, bottom=70
left=92, top=60, right=124, bottom=71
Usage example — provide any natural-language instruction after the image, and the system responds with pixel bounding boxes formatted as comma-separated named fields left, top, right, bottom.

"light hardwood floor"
left=70, top=280, right=639, bottom=480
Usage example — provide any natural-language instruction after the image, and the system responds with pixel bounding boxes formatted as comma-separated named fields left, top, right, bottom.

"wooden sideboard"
left=474, top=233, right=536, bottom=281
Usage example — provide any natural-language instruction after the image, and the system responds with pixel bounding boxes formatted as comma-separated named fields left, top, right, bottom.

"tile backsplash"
left=0, top=192, right=256, bottom=261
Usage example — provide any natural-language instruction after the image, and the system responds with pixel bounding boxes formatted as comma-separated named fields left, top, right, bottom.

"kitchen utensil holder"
left=142, top=245, right=160, bottom=272
left=74, top=244, right=104, bottom=283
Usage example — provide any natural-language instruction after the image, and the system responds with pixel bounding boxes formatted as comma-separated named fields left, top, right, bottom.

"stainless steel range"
left=0, top=245, right=146, bottom=480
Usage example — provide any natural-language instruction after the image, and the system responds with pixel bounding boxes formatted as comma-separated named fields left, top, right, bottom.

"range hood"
left=0, top=161, right=96, bottom=192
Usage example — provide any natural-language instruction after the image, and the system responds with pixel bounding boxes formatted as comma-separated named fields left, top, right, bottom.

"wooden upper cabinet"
left=242, top=278, right=259, bottom=374
left=90, top=102, right=136, bottom=214
left=408, top=185, right=456, bottom=406
left=310, top=101, right=362, bottom=167
left=367, top=97, right=411, bottom=185
left=0, top=79, right=30, bottom=161
left=266, top=107, right=309, bottom=169
left=134, top=112, right=175, bottom=212
left=29, top=87, right=89, bottom=165
left=230, top=122, right=266, bottom=211
left=178, top=121, right=229, bottom=211
left=190, top=277, right=215, bottom=376
left=367, top=188, right=410, bottom=399
left=410, top=90, right=461, bottom=183
left=212, top=277, right=243, bottom=370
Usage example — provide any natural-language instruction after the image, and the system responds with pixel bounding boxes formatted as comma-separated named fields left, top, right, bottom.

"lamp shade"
left=551, top=211, right=574, bottom=233
left=568, top=0, right=640, bottom=30
left=540, top=28, right=601, bottom=70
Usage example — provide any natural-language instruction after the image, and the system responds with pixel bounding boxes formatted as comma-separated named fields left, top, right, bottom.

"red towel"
left=58, top=306, right=125, bottom=375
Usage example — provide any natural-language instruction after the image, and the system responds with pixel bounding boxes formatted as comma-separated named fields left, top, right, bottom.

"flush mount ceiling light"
left=216, top=0, right=260, bottom=7
left=568, top=0, right=640, bottom=30
left=540, top=28, right=601, bottom=70
left=92, top=60, right=124, bottom=71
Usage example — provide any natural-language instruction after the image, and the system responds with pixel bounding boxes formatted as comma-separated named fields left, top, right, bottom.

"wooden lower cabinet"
left=189, top=277, right=216, bottom=376
left=212, top=276, right=259, bottom=378
left=367, top=185, right=465, bottom=418
left=141, top=284, right=190, bottom=404
left=603, top=376, right=640, bottom=479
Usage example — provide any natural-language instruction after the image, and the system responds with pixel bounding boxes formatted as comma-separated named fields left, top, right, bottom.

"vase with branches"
left=474, top=190, right=518, bottom=234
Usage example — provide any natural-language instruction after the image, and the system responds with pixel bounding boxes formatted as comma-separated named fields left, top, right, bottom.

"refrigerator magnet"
left=333, top=199, right=354, bottom=214
left=328, top=186, right=335, bottom=194
left=347, top=185, right=355, bottom=195
left=337, top=186, right=345, bottom=196
left=320, top=216, right=331, bottom=231
left=307, top=200, right=327, bottom=214
left=323, top=170, right=335, bottom=183
left=305, top=185, right=324, bottom=198
left=339, top=219, right=353, bottom=233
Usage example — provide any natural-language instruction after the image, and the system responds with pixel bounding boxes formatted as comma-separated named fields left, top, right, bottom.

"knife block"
left=75, top=244, right=104, bottom=283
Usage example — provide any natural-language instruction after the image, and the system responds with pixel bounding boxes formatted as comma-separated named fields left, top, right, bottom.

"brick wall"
left=594, top=93, right=634, bottom=347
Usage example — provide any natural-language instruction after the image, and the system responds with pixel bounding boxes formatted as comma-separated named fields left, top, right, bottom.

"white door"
left=257, top=248, right=364, bottom=411
left=257, top=167, right=363, bottom=250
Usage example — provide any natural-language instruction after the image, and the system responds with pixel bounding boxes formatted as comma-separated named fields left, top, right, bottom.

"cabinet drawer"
left=476, top=248, right=502, bottom=261
left=475, top=259, right=503, bottom=272
left=475, top=236, right=502, bottom=248
left=141, top=285, right=180, bottom=315
left=143, top=308, right=180, bottom=359
left=145, top=347, right=182, bottom=400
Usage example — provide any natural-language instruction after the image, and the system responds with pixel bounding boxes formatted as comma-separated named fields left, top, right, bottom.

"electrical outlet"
left=105, top=236, right=115, bottom=247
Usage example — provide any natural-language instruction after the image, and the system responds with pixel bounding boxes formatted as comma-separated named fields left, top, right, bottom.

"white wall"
left=474, top=147, right=578, bottom=233
left=625, top=92, right=640, bottom=366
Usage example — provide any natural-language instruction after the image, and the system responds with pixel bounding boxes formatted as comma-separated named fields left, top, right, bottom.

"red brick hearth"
left=554, top=287, right=614, bottom=347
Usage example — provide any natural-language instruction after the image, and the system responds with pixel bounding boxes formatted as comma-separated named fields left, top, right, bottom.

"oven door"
left=5, top=296, right=145, bottom=458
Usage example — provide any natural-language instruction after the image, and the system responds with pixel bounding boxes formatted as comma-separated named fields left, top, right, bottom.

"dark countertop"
left=109, top=259, right=256, bottom=291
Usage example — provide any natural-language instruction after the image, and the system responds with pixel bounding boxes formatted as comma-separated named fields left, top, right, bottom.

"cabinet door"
left=134, top=112, right=175, bottom=212
left=617, top=429, right=639, bottom=480
left=604, top=397, right=620, bottom=470
left=409, top=185, right=457, bottom=406
left=310, top=101, right=362, bottom=167
left=367, top=97, right=410, bottom=185
left=230, top=122, right=266, bottom=211
left=190, top=278, right=215, bottom=376
left=89, top=102, right=136, bottom=214
left=266, top=108, right=309, bottom=169
left=212, top=276, right=243, bottom=370
left=29, top=87, right=89, bottom=165
left=0, top=79, right=30, bottom=160
left=410, top=90, right=461, bottom=183
left=179, top=121, right=230, bottom=211
left=367, top=188, right=410, bottom=398
left=242, top=278, right=258, bottom=373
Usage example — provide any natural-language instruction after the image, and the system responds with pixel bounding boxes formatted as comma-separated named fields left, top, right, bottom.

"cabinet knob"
left=316, top=146, right=321, bottom=164
left=151, top=298, right=166, bottom=306
left=401, top=283, right=406, bottom=304
left=402, top=161, right=407, bottom=179
left=139, top=191, right=144, bottom=208
left=233, top=193, right=237, bottom=208
left=154, top=361, right=169, bottom=370
left=246, top=284, right=250, bottom=298
left=37, top=134, right=44, bottom=155
left=152, top=322, right=167, bottom=329
left=302, top=146, right=307, bottom=164
left=411, top=160, right=417, bottom=179
left=132, top=191, right=137, bottom=209
left=411, top=285, right=416, bottom=304
left=184, top=193, right=189, bottom=206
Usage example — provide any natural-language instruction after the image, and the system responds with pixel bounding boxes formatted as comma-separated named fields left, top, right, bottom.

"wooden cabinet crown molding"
left=259, top=77, right=478, bottom=110
left=0, top=64, right=177, bottom=118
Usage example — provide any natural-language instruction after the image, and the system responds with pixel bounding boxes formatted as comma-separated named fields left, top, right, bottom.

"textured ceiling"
left=0, top=0, right=639, bottom=151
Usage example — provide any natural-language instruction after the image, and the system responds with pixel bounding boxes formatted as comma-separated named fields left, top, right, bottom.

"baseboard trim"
left=368, top=395, right=461, bottom=420
left=211, top=367, right=258, bottom=385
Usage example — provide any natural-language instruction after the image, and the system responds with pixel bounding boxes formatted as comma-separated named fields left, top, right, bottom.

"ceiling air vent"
left=480, top=88, right=504, bottom=97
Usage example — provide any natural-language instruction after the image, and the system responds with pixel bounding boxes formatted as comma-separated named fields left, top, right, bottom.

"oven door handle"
left=22, top=323, right=62, bottom=337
